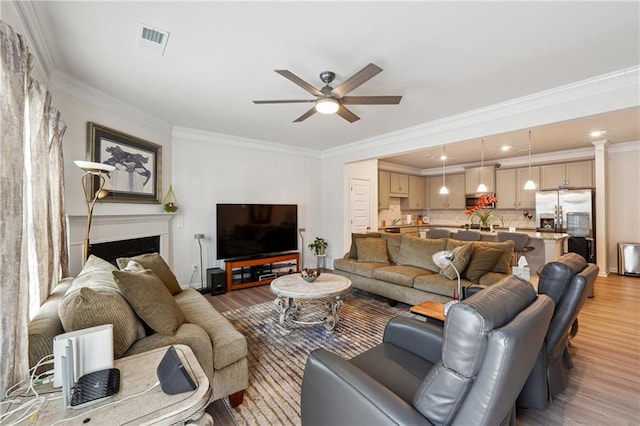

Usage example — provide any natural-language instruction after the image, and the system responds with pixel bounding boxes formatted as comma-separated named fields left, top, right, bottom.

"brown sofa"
left=334, top=233, right=514, bottom=305
left=28, top=254, right=248, bottom=407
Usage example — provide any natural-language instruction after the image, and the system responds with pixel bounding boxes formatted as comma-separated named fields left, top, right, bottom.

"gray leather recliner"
left=517, top=252, right=598, bottom=409
left=300, top=276, right=554, bottom=426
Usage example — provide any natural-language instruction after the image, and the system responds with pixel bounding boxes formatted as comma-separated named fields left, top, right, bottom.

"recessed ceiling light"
left=501, top=145, right=511, bottom=152
left=590, top=130, right=606, bottom=138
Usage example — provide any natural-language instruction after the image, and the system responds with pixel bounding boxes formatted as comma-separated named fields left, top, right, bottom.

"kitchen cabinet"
left=401, top=175, right=426, bottom=210
left=389, top=173, right=409, bottom=196
left=540, top=160, right=593, bottom=190
left=465, top=165, right=496, bottom=194
left=496, top=166, right=539, bottom=209
left=429, top=173, right=465, bottom=209
left=378, top=171, right=390, bottom=209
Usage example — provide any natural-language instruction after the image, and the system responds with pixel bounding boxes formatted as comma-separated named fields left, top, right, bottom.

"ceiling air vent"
left=136, top=23, right=170, bottom=56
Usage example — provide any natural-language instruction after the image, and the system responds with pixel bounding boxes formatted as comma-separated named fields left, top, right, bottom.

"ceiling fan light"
left=477, top=183, right=488, bottom=193
left=315, top=98, right=339, bottom=114
left=524, top=180, right=537, bottom=190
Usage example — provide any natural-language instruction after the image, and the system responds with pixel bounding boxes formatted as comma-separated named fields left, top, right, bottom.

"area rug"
left=221, top=290, right=413, bottom=425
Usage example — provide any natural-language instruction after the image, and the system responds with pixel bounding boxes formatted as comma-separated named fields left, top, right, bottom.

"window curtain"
left=0, top=20, right=68, bottom=397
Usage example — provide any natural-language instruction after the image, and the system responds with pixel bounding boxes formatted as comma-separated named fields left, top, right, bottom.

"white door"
left=350, top=178, right=371, bottom=234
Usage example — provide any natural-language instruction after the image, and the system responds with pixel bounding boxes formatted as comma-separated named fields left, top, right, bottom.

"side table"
left=410, top=300, right=446, bottom=325
left=34, top=345, right=211, bottom=425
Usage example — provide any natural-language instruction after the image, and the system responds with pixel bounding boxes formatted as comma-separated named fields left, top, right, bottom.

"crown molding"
left=607, top=140, right=640, bottom=154
left=172, top=126, right=322, bottom=159
left=323, top=66, right=640, bottom=162
left=50, top=70, right=173, bottom=135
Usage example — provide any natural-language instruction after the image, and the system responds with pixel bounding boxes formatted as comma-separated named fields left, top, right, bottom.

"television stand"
left=225, top=252, right=300, bottom=292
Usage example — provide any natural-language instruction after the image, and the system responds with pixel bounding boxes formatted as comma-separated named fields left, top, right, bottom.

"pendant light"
left=439, top=147, right=449, bottom=195
left=524, top=130, right=537, bottom=190
left=477, top=138, right=488, bottom=193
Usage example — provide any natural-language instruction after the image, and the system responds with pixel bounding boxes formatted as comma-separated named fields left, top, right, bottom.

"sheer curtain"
left=0, top=20, right=68, bottom=397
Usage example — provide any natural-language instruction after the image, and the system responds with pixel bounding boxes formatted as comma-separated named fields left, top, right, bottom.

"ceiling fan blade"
left=332, top=63, right=383, bottom=98
left=293, top=106, right=317, bottom=123
left=275, top=70, right=323, bottom=97
left=336, top=105, right=360, bottom=123
left=253, top=99, right=315, bottom=104
left=341, top=95, right=402, bottom=105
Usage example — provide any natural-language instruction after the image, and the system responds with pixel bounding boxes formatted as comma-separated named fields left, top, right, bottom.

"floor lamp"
left=75, top=161, right=116, bottom=261
left=432, top=250, right=461, bottom=315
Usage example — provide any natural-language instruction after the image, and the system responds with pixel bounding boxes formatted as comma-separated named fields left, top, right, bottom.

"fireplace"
left=89, top=236, right=161, bottom=267
left=67, top=214, right=172, bottom=276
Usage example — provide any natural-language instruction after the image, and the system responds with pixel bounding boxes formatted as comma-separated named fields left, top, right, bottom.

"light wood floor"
left=205, top=274, right=640, bottom=425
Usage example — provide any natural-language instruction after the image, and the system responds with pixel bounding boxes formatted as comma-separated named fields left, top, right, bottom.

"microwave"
left=465, top=193, right=496, bottom=209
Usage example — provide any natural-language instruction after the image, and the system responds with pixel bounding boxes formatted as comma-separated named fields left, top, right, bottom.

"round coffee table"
left=270, top=272, right=352, bottom=331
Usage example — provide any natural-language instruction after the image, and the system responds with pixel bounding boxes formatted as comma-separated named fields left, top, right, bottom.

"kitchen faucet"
left=392, top=218, right=402, bottom=225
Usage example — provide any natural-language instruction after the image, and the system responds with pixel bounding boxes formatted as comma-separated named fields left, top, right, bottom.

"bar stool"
left=497, top=231, right=535, bottom=265
left=425, top=228, right=451, bottom=239
left=453, top=230, right=482, bottom=241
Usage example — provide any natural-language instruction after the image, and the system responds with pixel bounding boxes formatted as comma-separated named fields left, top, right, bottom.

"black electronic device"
left=207, top=268, right=226, bottom=296
left=157, top=346, right=196, bottom=395
left=70, top=368, right=120, bottom=408
left=216, top=204, right=298, bottom=259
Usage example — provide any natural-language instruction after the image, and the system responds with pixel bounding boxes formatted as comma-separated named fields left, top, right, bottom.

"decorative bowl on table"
left=300, top=268, right=321, bottom=283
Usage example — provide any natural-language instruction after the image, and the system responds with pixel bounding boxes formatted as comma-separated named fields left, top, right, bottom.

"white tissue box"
left=512, top=266, right=531, bottom=281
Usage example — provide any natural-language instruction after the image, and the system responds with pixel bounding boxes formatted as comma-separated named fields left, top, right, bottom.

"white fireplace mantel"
left=67, top=214, right=173, bottom=276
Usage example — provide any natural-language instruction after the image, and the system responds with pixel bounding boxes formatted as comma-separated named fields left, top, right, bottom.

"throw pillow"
left=397, top=234, right=447, bottom=272
left=484, top=240, right=515, bottom=274
left=58, top=287, right=140, bottom=358
left=116, top=253, right=182, bottom=295
left=121, top=260, right=146, bottom=272
left=112, top=269, right=185, bottom=335
left=78, top=254, right=117, bottom=275
left=349, top=232, right=381, bottom=259
left=464, top=245, right=504, bottom=283
left=356, top=238, right=390, bottom=264
left=439, top=243, right=473, bottom=280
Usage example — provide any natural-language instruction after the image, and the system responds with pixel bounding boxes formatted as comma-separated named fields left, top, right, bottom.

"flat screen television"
left=216, top=204, right=298, bottom=260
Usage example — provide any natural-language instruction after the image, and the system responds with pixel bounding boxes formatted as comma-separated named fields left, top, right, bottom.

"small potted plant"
left=308, top=237, right=328, bottom=256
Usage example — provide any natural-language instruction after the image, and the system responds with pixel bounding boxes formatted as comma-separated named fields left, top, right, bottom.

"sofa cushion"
left=81, top=254, right=118, bottom=273
left=397, top=234, right=447, bottom=272
left=174, top=288, right=248, bottom=370
left=349, top=232, right=381, bottom=259
left=413, top=274, right=473, bottom=298
left=59, top=287, right=140, bottom=358
left=381, top=233, right=402, bottom=264
left=439, top=243, right=473, bottom=280
left=113, top=269, right=185, bottom=335
left=357, top=238, right=390, bottom=264
left=333, top=258, right=386, bottom=278
left=372, top=265, right=433, bottom=288
left=116, top=253, right=182, bottom=295
left=463, top=245, right=503, bottom=283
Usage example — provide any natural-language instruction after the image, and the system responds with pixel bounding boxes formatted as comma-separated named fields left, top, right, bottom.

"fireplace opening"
left=89, top=236, right=161, bottom=267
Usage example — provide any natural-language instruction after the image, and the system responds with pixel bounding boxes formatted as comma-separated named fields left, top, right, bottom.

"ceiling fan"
left=253, top=63, right=402, bottom=123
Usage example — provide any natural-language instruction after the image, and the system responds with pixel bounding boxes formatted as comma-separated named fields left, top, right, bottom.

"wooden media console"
left=225, top=252, right=300, bottom=292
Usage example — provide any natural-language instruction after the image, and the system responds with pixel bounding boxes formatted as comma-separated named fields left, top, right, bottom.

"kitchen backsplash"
left=379, top=199, right=537, bottom=229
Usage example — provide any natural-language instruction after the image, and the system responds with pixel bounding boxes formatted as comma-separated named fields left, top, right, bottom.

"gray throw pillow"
left=349, top=232, right=381, bottom=259
left=464, top=245, right=503, bottom=283
left=116, top=253, right=182, bottom=295
left=112, top=269, right=185, bottom=335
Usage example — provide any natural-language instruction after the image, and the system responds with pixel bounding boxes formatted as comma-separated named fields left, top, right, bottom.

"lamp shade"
left=524, top=179, right=537, bottom=190
left=432, top=250, right=454, bottom=268
left=315, top=98, right=339, bottom=114
left=477, top=183, right=488, bottom=193
left=74, top=160, right=115, bottom=174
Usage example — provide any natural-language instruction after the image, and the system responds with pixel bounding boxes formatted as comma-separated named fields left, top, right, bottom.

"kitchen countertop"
left=378, top=225, right=568, bottom=241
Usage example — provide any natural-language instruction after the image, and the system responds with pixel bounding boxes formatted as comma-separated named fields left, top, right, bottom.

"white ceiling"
left=19, top=1, right=640, bottom=165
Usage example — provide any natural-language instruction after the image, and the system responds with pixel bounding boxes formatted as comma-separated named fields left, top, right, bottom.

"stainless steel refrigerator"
left=535, top=188, right=596, bottom=262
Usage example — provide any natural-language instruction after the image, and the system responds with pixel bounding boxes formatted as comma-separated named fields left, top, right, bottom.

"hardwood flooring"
left=205, top=274, right=640, bottom=425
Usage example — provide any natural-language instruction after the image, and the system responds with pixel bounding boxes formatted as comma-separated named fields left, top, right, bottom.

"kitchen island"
left=378, top=225, right=567, bottom=273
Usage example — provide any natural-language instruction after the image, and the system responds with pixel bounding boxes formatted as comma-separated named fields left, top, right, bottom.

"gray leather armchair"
left=300, top=276, right=554, bottom=426
left=517, top=252, right=598, bottom=409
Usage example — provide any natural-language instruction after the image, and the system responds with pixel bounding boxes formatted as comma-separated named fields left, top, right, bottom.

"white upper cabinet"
left=389, top=173, right=409, bottom=197
left=465, top=165, right=496, bottom=194
left=540, top=160, right=593, bottom=189
left=401, top=175, right=426, bottom=210
left=378, top=171, right=390, bottom=210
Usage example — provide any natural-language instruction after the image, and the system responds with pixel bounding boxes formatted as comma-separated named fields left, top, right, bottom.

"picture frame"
left=88, top=122, right=162, bottom=204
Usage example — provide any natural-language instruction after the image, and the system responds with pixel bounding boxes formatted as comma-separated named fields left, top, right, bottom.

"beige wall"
left=606, top=141, right=640, bottom=273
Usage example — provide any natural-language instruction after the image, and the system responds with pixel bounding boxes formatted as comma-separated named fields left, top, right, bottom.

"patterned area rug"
left=221, top=290, right=413, bottom=425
